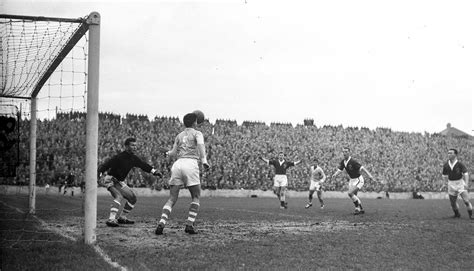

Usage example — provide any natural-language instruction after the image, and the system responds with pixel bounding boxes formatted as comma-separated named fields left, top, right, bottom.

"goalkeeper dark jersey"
left=98, top=151, right=153, bottom=182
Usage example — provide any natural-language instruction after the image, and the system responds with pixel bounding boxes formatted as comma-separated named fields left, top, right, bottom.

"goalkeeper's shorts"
left=101, top=175, right=118, bottom=189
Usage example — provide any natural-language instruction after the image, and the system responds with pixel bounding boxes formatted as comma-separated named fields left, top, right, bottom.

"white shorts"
left=169, top=158, right=200, bottom=187
left=448, top=180, right=467, bottom=197
left=273, top=175, right=288, bottom=187
left=309, top=180, right=322, bottom=191
left=348, top=176, right=364, bottom=191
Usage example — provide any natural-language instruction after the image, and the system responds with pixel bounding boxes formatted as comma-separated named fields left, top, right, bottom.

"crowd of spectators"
left=3, top=112, right=473, bottom=193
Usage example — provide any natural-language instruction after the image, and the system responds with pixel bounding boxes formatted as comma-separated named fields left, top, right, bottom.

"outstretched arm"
left=331, top=169, right=342, bottom=179
left=294, top=157, right=302, bottom=166
left=360, top=166, right=374, bottom=181
left=259, top=156, right=270, bottom=164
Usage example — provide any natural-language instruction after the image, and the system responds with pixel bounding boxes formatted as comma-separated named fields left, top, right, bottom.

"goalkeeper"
left=98, top=137, right=162, bottom=227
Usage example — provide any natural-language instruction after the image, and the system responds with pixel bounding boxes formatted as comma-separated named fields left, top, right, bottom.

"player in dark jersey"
left=260, top=152, right=301, bottom=209
left=98, top=137, right=162, bottom=227
left=331, top=147, right=376, bottom=215
left=441, top=148, right=472, bottom=219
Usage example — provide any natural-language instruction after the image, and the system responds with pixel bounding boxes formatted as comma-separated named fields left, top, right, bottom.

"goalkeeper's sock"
left=109, top=199, right=121, bottom=220
left=121, top=201, right=134, bottom=218
left=468, top=209, right=472, bottom=218
left=159, top=203, right=173, bottom=225
left=185, top=202, right=200, bottom=226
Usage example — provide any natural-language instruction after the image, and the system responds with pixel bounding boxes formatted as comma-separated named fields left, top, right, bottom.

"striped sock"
left=121, top=201, right=134, bottom=218
left=159, top=204, right=172, bottom=225
left=186, top=202, right=200, bottom=226
left=109, top=200, right=121, bottom=220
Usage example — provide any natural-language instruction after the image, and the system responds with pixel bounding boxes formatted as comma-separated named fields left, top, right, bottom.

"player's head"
left=342, top=147, right=350, bottom=159
left=448, top=148, right=458, bottom=160
left=278, top=152, right=285, bottom=160
left=183, top=113, right=197, bottom=128
left=313, top=158, right=319, bottom=165
left=124, top=137, right=137, bottom=153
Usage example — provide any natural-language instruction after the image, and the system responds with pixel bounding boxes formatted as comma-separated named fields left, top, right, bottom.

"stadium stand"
left=2, top=112, right=473, bottom=193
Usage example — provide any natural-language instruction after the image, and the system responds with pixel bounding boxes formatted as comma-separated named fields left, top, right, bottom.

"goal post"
left=84, top=12, right=100, bottom=245
left=0, top=12, right=100, bottom=245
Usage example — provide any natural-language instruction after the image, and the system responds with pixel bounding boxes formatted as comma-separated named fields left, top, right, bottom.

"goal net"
left=0, top=13, right=100, bottom=244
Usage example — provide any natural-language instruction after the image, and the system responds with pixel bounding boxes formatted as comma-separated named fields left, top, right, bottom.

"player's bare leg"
left=348, top=187, right=363, bottom=215
left=449, top=195, right=461, bottom=218
left=156, top=185, right=181, bottom=235
left=184, top=184, right=201, bottom=234
left=305, top=190, right=315, bottom=208
left=459, top=191, right=473, bottom=219
left=317, top=190, right=324, bottom=209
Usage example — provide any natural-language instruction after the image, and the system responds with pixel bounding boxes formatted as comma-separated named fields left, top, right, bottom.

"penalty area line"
left=0, top=200, right=127, bottom=271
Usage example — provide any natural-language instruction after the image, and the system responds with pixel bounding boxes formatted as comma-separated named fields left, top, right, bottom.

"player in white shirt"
left=305, top=159, right=326, bottom=209
left=155, top=112, right=210, bottom=235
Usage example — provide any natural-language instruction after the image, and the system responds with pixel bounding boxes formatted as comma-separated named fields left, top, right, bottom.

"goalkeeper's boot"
left=184, top=224, right=198, bottom=235
left=305, top=202, right=312, bottom=209
left=118, top=217, right=135, bottom=224
left=320, top=204, right=325, bottom=209
left=155, top=223, right=165, bottom=235
left=106, top=219, right=119, bottom=227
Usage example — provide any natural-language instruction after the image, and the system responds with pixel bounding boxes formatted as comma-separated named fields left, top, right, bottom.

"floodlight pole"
left=29, top=97, right=37, bottom=214
left=83, top=11, right=100, bottom=245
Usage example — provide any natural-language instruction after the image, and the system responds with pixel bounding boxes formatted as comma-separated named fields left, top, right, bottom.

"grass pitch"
left=1, top=193, right=473, bottom=270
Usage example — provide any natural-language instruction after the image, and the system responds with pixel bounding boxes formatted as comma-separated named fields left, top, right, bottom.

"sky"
left=3, top=0, right=474, bottom=135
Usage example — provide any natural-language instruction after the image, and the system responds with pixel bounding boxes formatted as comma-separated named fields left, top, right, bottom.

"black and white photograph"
left=1, top=0, right=473, bottom=270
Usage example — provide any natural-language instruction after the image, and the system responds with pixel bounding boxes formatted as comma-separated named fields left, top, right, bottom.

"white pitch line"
left=0, top=200, right=127, bottom=271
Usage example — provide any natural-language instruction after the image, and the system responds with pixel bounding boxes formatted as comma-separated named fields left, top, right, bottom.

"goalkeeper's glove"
left=151, top=168, right=163, bottom=178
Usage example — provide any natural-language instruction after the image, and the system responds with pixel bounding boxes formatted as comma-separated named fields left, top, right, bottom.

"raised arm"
left=259, top=156, right=270, bottom=164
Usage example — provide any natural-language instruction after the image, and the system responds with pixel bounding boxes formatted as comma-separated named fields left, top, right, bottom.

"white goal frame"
left=0, top=12, right=100, bottom=245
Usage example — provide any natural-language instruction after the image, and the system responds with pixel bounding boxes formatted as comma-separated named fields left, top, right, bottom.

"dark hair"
left=448, top=148, right=458, bottom=155
left=124, top=137, right=136, bottom=146
left=183, top=113, right=197, bottom=128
